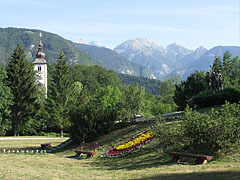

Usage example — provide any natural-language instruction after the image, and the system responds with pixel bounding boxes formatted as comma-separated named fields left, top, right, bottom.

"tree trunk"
left=61, top=128, right=63, bottom=138
left=16, top=111, right=20, bottom=137
left=13, top=120, right=17, bottom=137
left=17, top=123, right=20, bottom=137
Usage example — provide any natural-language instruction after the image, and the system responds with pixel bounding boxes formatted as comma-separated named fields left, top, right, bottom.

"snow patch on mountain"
left=75, top=39, right=104, bottom=48
left=161, top=63, right=171, bottom=74
left=193, top=46, right=208, bottom=59
left=114, top=38, right=166, bottom=57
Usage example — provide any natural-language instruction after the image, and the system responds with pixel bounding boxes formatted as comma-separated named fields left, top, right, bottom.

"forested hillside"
left=75, top=43, right=155, bottom=78
left=0, top=28, right=99, bottom=66
left=118, top=73, right=162, bottom=95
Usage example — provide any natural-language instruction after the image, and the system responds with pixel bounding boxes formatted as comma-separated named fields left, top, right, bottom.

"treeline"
left=0, top=44, right=176, bottom=141
left=118, top=73, right=162, bottom=95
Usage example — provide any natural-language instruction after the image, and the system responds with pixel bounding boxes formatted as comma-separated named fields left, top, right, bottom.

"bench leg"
left=76, top=153, right=81, bottom=157
left=196, top=158, right=207, bottom=164
left=87, top=154, right=93, bottom=158
left=172, top=156, right=180, bottom=163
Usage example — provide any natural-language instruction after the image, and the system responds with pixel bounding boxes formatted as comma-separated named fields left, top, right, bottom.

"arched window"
left=38, top=66, right=41, bottom=72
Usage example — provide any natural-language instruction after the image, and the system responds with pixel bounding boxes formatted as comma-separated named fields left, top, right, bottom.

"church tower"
left=33, top=33, right=47, bottom=96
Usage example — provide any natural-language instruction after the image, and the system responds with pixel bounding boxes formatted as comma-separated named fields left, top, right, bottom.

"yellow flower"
left=116, top=131, right=153, bottom=150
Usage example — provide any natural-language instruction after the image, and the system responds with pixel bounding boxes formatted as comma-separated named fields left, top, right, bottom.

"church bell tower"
left=32, top=33, right=47, bottom=96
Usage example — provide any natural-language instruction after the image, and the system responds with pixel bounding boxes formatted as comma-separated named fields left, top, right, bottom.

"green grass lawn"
left=0, top=137, right=69, bottom=150
left=0, top=123, right=240, bottom=180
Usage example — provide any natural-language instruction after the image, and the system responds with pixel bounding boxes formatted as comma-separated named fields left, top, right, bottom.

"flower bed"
left=103, top=130, right=153, bottom=157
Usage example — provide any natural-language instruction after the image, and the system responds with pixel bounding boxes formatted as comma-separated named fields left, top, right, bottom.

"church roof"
left=33, top=32, right=47, bottom=64
left=32, top=58, right=47, bottom=64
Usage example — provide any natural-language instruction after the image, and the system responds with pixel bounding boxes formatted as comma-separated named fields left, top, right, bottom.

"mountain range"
left=0, top=28, right=154, bottom=78
left=0, top=28, right=239, bottom=80
left=114, top=38, right=240, bottom=80
left=74, top=43, right=155, bottom=78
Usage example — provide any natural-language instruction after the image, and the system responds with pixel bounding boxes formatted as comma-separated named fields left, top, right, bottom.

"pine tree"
left=6, top=44, right=39, bottom=136
left=211, top=56, right=223, bottom=72
left=0, top=65, right=12, bottom=136
left=47, top=50, right=72, bottom=137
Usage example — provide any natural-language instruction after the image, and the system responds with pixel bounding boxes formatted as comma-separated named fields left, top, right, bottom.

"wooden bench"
left=168, top=152, right=213, bottom=164
left=75, top=141, right=98, bottom=158
left=41, top=143, right=51, bottom=149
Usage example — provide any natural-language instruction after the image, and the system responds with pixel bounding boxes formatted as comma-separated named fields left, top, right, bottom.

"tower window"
left=38, top=66, right=41, bottom=72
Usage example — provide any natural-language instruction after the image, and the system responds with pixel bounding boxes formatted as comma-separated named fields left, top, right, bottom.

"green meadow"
left=0, top=122, right=239, bottom=180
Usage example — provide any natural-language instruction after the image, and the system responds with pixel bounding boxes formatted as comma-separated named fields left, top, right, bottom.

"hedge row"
left=190, top=88, right=240, bottom=108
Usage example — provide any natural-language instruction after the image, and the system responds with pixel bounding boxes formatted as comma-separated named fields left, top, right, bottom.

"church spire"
left=36, top=32, right=45, bottom=59
left=32, top=32, right=48, bottom=97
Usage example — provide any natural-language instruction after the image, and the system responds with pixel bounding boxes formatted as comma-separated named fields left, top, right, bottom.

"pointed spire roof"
left=33, top=32, right=47, bottom=64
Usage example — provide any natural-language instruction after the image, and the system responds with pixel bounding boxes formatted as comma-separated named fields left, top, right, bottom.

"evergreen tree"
left=222, top=52, right=240, bottom=88
left=0, top=65, right=12, bottom=136
left=173, top=71, right=207, bottom=110
left=210, top=51, right=240, bottom=89
left=47, top=50, right=72, bottom=137
left=6, top=44, right=39, bottom=136
left=211, top=56, right=223, bottom=72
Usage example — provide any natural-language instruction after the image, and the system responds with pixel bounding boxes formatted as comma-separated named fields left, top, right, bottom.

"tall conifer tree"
left=6, top=44, right=39, bottom=136
left=0, top=65, right=12, bottom=136
left=47, top=50, right=71, bottom=137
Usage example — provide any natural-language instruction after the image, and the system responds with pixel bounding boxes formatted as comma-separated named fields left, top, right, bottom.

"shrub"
left=190, top=88, right=240, bottom=108
left=154, top=102, right=240, bottom=155
left=153, top=119, right=185, bottom=152
left=38, top=131, right=69, bottom=137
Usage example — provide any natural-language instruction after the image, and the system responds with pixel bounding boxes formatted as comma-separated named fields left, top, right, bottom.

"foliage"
left=120, top=84, right=146, bottom=119
left=47, top=50, right=72, bottom=137
left=0, top=65, right=12, bottom=136
left=156, top=75, right=179, bottom=113
left=153, top=118, right=184, bottom=152
left=38, top=131, right=69, bottom=137
left=152, top=97, right=175, bottom=115
left=69, top=85, right=123, bottom=142
left=5, top=44, right=39, bottom=136
left=71, top=64, right=121, bottom=93
left=118, top=73, right=162, bottom=95
left=211, top=51, right=240, bottom=89
left=174, top=71, right=208, bottom=110
left=211, top=56, right=223, bottom=72
left=154, top=102, right=240, bottom=155
left=190, top=88, right=240, bottom=108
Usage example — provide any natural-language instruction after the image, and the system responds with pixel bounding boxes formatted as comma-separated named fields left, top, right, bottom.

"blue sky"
left=0, top=0, right=239, bottom=49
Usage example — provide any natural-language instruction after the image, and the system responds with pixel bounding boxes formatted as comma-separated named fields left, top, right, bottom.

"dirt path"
left=0, top=137, right=67, bottom=140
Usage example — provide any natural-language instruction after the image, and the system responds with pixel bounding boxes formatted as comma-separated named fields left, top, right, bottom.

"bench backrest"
left=168, top=152, right=213, bottom=161
left=81, top=141, right=98, bottom=153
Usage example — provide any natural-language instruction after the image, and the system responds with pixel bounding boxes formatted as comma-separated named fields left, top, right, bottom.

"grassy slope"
left=0, top=123, right=240, bottom=180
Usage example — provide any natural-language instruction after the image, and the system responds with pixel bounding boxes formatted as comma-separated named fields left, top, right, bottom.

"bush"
left=154, top=102, right=240, bottom=155
left=190, top=88, right=240, bottom=108
left=38, top=131, right=69, bottom=137
left=153, top=118, right=185, bottom=152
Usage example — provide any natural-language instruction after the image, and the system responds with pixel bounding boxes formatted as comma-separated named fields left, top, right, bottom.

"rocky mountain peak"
left=167, top=43, right=193, bottom=55
left=114, top=38, right=166, bottom=56
left=193, top=46, right=208, bottom=59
